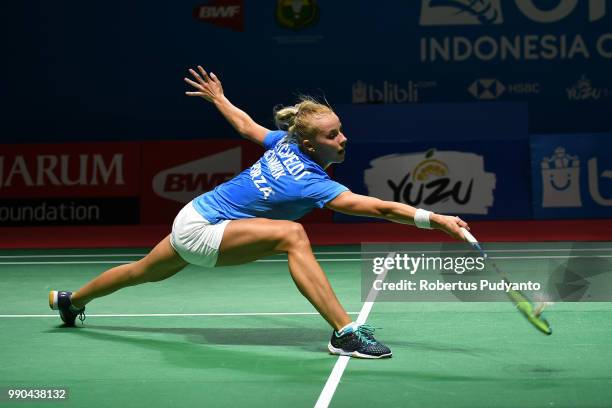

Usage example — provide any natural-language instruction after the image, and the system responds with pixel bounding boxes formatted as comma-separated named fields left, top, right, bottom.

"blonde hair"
left=274, top=96, right=334, bottom=144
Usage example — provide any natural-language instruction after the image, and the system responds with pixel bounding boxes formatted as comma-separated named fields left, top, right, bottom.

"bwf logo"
left=153, top=147, right=241, bottom=203
left=419, top=0, right=608, bottom=25
left=193, top=0, right=244, bottom=32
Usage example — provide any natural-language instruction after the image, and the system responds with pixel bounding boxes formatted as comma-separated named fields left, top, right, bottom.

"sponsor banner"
left=0, top=142, right=140, bottom=198
left=334, top=140, right=531, bottom=221
left=0, top=197, right=139, bottom=226
left=531, top=133, right=612, bottom=218
left=0, top=139, right=334, bottom=226
left=140, top=140, right=262, bottom=224
left=364, top=149, right=496, bottom=215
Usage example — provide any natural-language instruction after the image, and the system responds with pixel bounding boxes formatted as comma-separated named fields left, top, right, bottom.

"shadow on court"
left=391, top=340, right=488, bottom=355
left=54, top=324, right=330, bottom=346
left=44, top=325, right=348, bottom=379
left=47, top=325, right=487, bottom=355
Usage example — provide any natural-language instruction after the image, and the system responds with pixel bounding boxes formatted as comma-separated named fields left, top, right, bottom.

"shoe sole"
left=327, top=343, right=392, bottom=359
left=49, top=291, right=59, bottom=310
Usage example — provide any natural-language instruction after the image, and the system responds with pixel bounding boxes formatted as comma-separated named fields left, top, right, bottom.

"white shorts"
left=170, top=201, right=231, bottom=267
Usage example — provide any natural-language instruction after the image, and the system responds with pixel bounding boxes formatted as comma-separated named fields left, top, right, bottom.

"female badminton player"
left=49, top=66, right=470, bottom=359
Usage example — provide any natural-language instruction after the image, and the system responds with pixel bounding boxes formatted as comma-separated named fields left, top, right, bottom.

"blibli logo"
left=541, top=147, right=582, bottom=207
left=352, top=80, right=419, bottom=104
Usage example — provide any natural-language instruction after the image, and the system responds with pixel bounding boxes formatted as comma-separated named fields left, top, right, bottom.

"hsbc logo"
left=420, top=0, right=607, bottom=25
left=468, top=79, right=506, bottom=100
left=193, top=0, right=244, bottom=32
left=153, top=147, right=241, bottom=203
left=468, top=78, right=541, bottom=100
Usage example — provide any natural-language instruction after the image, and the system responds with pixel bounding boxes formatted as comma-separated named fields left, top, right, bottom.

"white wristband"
left=414, top=209, right=432, bottom=229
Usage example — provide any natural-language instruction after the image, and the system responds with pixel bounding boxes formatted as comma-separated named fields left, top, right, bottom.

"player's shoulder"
left=263, top=130, right=289, bottom=150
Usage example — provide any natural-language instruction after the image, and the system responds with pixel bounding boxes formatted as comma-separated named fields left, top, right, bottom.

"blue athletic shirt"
left=192, top=130, right=349, bottom=224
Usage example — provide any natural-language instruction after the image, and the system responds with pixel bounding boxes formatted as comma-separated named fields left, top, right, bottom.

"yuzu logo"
left=364, top=149, right=496, bottom=214
left=152, top=147, right=241, bottom=203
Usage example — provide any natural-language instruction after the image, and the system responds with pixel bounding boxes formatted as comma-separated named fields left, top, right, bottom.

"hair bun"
left=274, top=105, right=298, bottom=131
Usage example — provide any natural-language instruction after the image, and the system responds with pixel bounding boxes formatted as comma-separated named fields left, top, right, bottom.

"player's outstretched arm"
left=326, top=191, right=469, bottom=241
left=184, top=65, right=270, bottom=146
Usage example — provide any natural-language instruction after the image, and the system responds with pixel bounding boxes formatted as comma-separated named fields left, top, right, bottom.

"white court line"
left=0, top=261, right=140, bottom=265
left=2, top=254, right=612, bottom=266
left=310, top=248, right=612, bottom=254
left=1, top=247, right=611, bottom=259
left=0, top=259, right=360, bottom=265
left=0, top=254, right=148, bottom=258
left=492, top=255, right=612, bottom=260
left=314, top=252, right=395, bottom=408
left=0, top=311, right=360, bottom=318
left=262, top=255, right=612, bottom=262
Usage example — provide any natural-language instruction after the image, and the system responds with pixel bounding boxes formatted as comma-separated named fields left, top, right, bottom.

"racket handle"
left=460, top=227, right=478, bottom=244
left=460, top=227, right=487, bottom=258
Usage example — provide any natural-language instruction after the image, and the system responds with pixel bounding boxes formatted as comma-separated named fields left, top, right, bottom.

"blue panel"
left=335, top=102, right=528, bottom=142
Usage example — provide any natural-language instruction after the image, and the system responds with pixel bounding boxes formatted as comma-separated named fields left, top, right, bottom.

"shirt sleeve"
left=263, top=130, right=287, bottom=150
left=302, top=179, right=350, bottom=208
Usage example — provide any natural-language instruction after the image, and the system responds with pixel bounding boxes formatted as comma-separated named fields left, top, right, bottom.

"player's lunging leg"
left=49, top=235, right=187, bottom=325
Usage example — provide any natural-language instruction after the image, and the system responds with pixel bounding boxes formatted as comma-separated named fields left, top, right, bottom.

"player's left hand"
left=430, top=214, right=469, bottom=241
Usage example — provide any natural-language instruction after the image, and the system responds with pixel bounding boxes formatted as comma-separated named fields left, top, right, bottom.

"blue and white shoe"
left=49, top=291, right=85, bottom=326
left=328, top=324, right=392, bottom=359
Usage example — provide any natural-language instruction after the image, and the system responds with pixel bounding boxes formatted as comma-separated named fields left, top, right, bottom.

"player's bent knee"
left=282, top=222, right=309, bottom=249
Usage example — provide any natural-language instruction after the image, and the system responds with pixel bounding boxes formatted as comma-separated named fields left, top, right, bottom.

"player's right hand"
left=184, top=65, right=224, bottom=103
left=430, top=213, right=469, bottom=242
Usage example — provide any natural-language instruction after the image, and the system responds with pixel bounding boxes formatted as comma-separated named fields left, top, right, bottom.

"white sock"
left=337, top=322, right=359, bottom=335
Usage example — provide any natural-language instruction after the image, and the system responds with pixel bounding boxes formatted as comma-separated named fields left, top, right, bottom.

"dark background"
left=3, top=0, right=610, bottom=142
